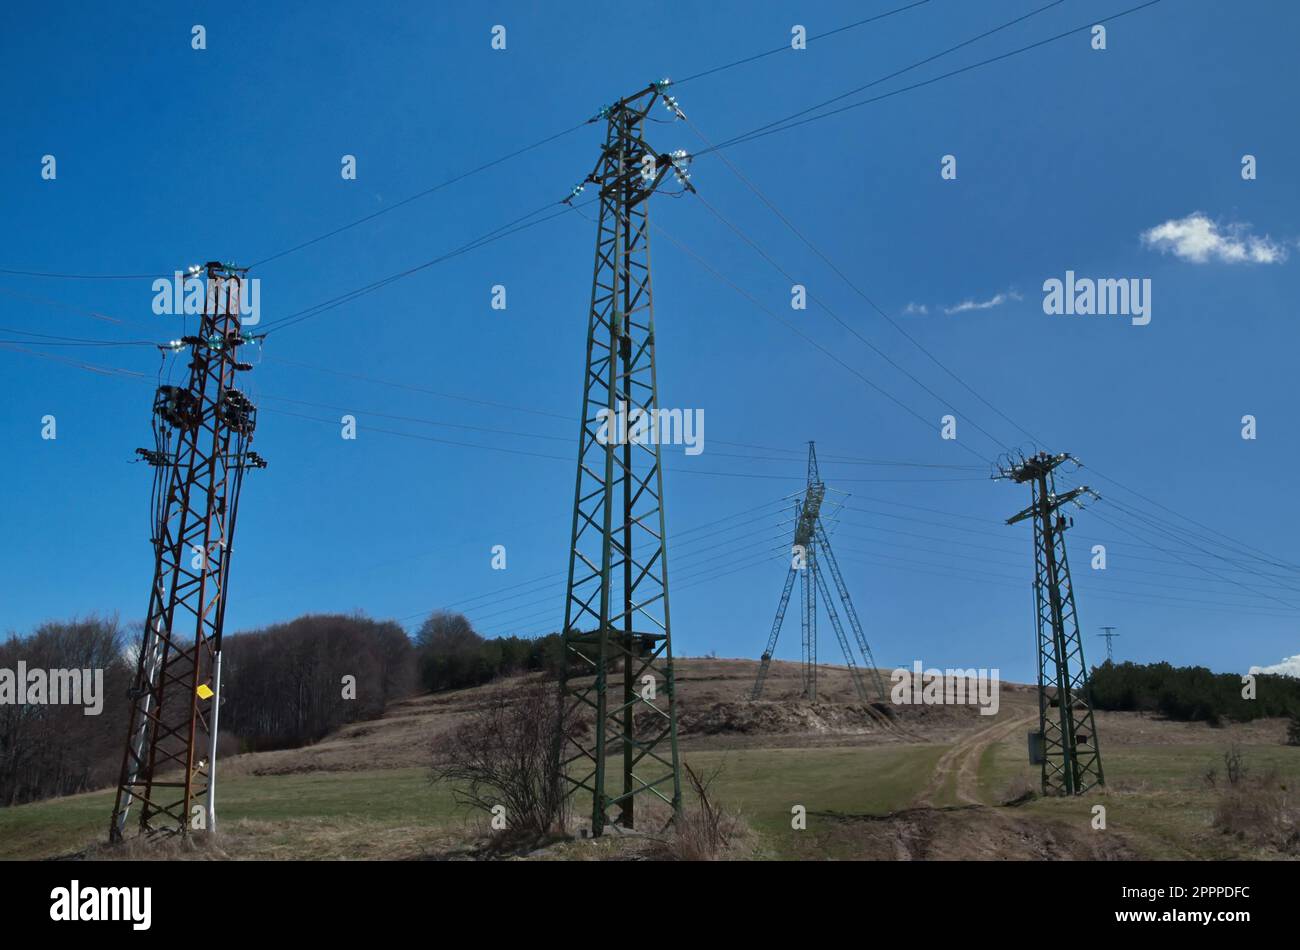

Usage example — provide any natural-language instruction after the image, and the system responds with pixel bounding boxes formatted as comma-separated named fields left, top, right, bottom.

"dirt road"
left=912, top=712, right=1036, bottom=808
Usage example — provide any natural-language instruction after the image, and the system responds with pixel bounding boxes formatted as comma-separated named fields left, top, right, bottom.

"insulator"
left=154, top=385, right=201, bottom=430
left=134, top=447, right=169, bottom=467
left=219, top=389, right=257, bottom=435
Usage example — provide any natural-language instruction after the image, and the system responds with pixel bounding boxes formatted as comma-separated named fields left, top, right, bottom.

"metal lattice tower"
left=997, top=450, right=1105, bottom=797
left=752, top=443, right=886, bottom=702
left=1098, top=626, right=1120, bottom=663
left=558, top=83, right=692, bottom=837
left=110, top=262, right=266, bottom=842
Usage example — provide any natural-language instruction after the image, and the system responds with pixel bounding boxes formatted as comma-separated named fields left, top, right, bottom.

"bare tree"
left=430, top=683, right=574, bottom=841
left=0, top=616, right=131, bottom=805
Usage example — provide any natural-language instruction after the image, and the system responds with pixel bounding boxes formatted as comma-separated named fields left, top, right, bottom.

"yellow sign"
left=197, top=684, right=214, bottom=700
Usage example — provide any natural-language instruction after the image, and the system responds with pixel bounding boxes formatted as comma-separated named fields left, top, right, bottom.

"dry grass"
left=1001, top=771, right=1038, bottom=805
left=1212, top=769, right=1300, bottom=855
left=653, top=763, right=756, bottom=861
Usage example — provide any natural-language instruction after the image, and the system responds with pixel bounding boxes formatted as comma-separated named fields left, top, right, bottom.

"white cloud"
left=943, top=290, right=1022, bottom=315
left=1141, top=212, right=1288, bottom=264
left=1249, top=654, right=1300, bottom=678
left=901, top=302, right=928, bottom=315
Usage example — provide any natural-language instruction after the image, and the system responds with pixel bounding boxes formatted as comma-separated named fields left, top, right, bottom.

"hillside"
left=0, top=658, right=1295, bottom=861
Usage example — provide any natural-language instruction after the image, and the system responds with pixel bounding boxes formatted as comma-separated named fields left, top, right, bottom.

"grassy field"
left=9, top=736, right=1294, bottom=860
left=3, top=661, right=1296, bottom=861
left=0, top=743, right=949, bottom=860
left=975, top=724, right=1300, bottom=860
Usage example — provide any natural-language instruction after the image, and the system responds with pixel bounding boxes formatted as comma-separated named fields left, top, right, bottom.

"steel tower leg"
left=751, top=563, right=798, bottom=699
left=801, top=545, right=817, bottom=701
left=814, top=567, right=869, bottom=701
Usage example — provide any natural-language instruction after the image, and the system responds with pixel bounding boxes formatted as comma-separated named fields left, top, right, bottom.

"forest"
left=1089, top=660, right=1300, bottom=726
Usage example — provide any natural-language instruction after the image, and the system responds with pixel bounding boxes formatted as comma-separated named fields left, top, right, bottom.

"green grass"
left=0, top=744, right=947, bottom=860
left=678, top=744, right=946, bottom=857
left=976, top=730, right=1300, bottom=859
left=8, top=735, right=1293, bottom=860
left=0, top=768, right=467, bottom=860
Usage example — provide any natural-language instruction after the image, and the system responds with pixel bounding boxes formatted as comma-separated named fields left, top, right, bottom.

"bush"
left=1212, top=768, right=1300, bottom=854
left=661, top=762, right=752, bottom=861
left=430, top=683, right=573, bottom=841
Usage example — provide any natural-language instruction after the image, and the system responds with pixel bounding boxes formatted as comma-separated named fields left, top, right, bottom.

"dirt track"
left=912, top=712, right=1036, bottom=807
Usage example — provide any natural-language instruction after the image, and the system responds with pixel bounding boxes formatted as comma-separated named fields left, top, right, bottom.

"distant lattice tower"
left=751, top=442, right=886, bottom=703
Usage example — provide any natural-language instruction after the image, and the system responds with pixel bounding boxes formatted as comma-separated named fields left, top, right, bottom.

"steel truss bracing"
left=110, top=262, right=265, bottom=842
left=751, top=442, right=886, bottom=702
left=999, top=451, right=1105, bottom=796
left=558, top=83, right=692, bottom=837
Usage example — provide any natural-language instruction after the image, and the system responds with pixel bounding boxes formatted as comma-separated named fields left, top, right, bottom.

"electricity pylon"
left=1098, top=626, right=1120, bottom=663
left=996, top=450, right=1104, bottom=797
left=752, top=443, right=886, bottom=702
left=558, top=82, right=693, bottom=837
left=110, top=262, right=266, bottom=842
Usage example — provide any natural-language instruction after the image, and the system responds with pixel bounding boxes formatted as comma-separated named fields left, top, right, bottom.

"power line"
left=0, top=266, right=164, bottom=280
left=688, top=189, right=1015, bottom=455
left=692, top=0, right=1165, bottom=155
left=688, top=0, right=1064, bottom=149
left=248, top=121, right=595, bottom=269
left=398, top=495, right=792, bottom=626
left=0, top=327, right=156, bottom=347
left=0, top=337, right=981, bottom=481
left=674, top=0, right=935, bottom=85
left=1087, top=468, right=1300, bottom=575
left=684, top=112, right=1041, bottom=448
left=649, top=216, right=995, bottom=467
left=260, top=198, right=588, bottom=335
left=0, top=341, right=150, bottom=377
left=1088, top=506, right=1296, bottom=611
left=250, top=0, right=927, bottom=271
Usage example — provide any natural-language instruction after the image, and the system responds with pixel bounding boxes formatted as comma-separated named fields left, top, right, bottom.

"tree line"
left=219, top=613, right=416, bottom=751
left=0, top=618, right=132, bottom=806
left=1, top=612, right=427, bottom=805
left=413, top=610, right=562, bottom=692
left=1089, top=660, right=1300, bottom=726
left=1, top=608, right=567, bottom=806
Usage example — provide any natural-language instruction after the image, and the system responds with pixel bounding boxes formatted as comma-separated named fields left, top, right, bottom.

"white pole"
left=206, top=650, right=222, bottom=834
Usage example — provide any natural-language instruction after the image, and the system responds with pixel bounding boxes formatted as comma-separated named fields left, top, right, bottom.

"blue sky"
left=1, top=0, right=1297, bottom=684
